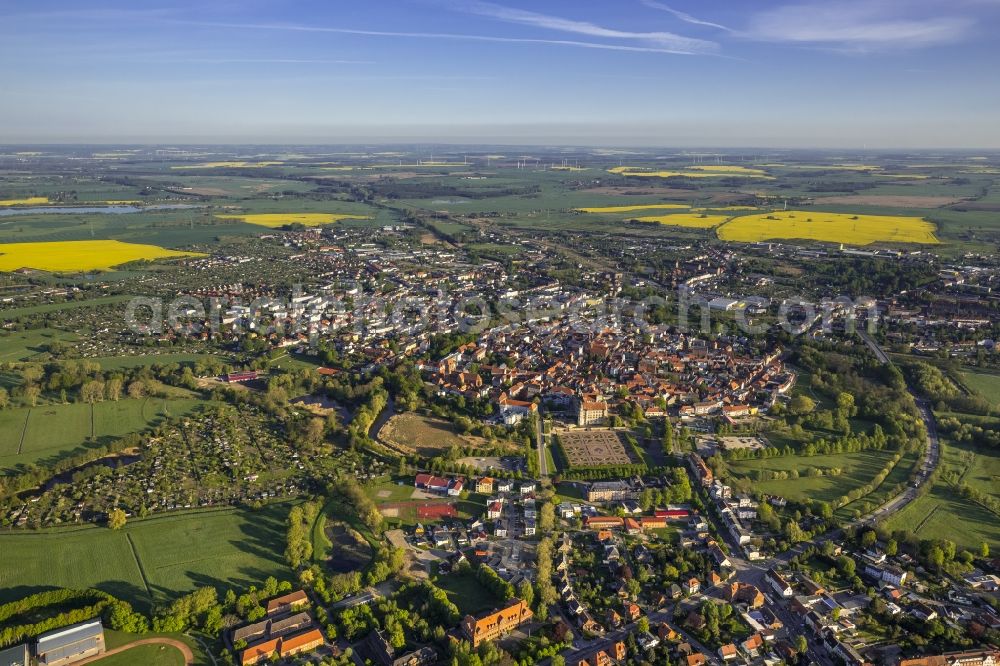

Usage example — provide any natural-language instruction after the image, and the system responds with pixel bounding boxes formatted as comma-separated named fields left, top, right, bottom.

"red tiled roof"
left=280, top=628, right=324, bottom=655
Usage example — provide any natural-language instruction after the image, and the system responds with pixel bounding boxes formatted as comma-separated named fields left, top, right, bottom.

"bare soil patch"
left=380, top=413, right=492, bottom=457
left=814, top=194, right=964, bottom=208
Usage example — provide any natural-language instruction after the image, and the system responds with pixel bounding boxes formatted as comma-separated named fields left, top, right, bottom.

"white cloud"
left=175, top=20, right=715, bottom=55
left=638, top=0, right=734, bottom=32
left=743, top=1, right=973, bottom=50
left=452, top=0, right=718, bottom=54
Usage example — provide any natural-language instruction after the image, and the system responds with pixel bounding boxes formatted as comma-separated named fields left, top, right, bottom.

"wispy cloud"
left=153, top=57, right=376, bottom=65
left=454, top=0, right=718, bottom=54
left=742, top=1, right=973, bottom=50
left=172, top=20, right=714, bottom=55
left=638, top=0, right=734, bottom=32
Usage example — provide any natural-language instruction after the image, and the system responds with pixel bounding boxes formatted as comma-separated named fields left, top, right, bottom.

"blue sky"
left=1, top=0, right=998, bottom=147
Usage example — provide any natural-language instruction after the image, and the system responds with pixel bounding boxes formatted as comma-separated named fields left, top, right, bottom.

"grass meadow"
left=0, top=503, right=294, bottom=612
left=960, top=368, right=1000, bottom=407
left=0, top=397, right=203, bottom=473
left=884, top=438, right=1000, bottom=550
left=726, top=449, right=898, bottom=504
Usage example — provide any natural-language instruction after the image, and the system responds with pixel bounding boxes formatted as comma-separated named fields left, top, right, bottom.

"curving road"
left=855, top=329, right=940, bottom=527
left=73, top=638, right=194, bottom=666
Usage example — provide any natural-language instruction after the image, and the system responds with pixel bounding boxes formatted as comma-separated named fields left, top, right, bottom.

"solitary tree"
left=107, top=508, right=127, bottom=530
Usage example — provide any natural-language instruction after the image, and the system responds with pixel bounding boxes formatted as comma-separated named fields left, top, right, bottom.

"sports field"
left=715, top=210, right=940, bottom=245
left=0, top=503, right=294, bottom=612
left=89, top=643, right=187, bottom=666
left=0, top=397, right=203, bottom=473
left=214, top=212, right=369, bottom=227
left=0, top=240, right=203, bottom=272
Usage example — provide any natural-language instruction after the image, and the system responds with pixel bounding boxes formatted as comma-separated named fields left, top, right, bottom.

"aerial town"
left=2, top=3, right=1000, bottom=662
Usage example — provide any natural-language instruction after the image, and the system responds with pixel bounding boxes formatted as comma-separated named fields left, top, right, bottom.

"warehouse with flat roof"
left=35, top=620, right=105, bottom=666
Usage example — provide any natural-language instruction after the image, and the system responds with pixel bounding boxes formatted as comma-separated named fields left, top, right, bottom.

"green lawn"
left=0, top=329, right=79, bottom=362
left=835, top=449, right=921, bottom=519
left=0, top=503, right=294, bottom=612
left=434, top=572, right=501, bottom=616
left=960, top=368, right=1000, bottom=407
left=90, top=643, right=186, bottom=666
left=102, top=630, right=209, bottom=666
left=0, top=295, right=133, bottom=318
left=0, top=397, right=203, bottom=473
left=365, top=477, right=416, bottom=502
left=883, top=439, right=1000, bottom=551
left=727, top=449, right=897, bottom=504
left=91, top=354, right=224, bottom=371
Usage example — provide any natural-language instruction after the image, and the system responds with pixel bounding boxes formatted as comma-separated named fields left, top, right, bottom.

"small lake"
left=0, top=204, right=203, bottom=217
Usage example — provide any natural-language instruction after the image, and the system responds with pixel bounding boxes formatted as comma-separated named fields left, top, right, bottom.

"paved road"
left=74, top=638, right=194, bottom=666
left=536, top=417, right=548, bottom=477
left=854, top=330, right=941, bottom=527
left=858, top=328, right=891, bottom=364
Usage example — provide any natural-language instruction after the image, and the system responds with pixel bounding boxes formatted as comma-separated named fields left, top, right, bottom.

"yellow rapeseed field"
left=608, top=166, right=772, bottom=179
left=716, top=210, right=940, bottom=245
left=575, top=204, right=689, bottom=213
left=691, top=206, right=757, bottom=212
left=781, top=164, right=881, bottom=171
left=171, top=161, right=284, bottom=169
left=215, top=213, right=369, bottom=228
left=635, top=213, right=733, bottom=229
left=0, top=197, right=49, bottom=206
left=688, top=165, right=769, bottom=176
left=0, top=240, right=204, bottom=272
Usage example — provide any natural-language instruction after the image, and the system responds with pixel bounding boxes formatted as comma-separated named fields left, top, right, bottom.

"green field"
left=835, top=449, right=920, bottom=518
left=0, top=329, right=80, bottom=362
left=884, top=438, right=1000, bottom=550
left=102, top=630, right=207, bottom=666
left=0, top=503, right=294, bottom=612
left=365, top=477, right=417, bottom=503
left=0, top=295, right=134, bottom=319
left=90, top=643, right=186, bottom=666
left=91, top=354, right=225, bottom=371
left=727, top=449, right=897, bottom=504
left=960, top=368, right=1000, bottom=407
left=434, top=572, right=501, bottom=615
left=0, top=397, right=204, bottom=473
